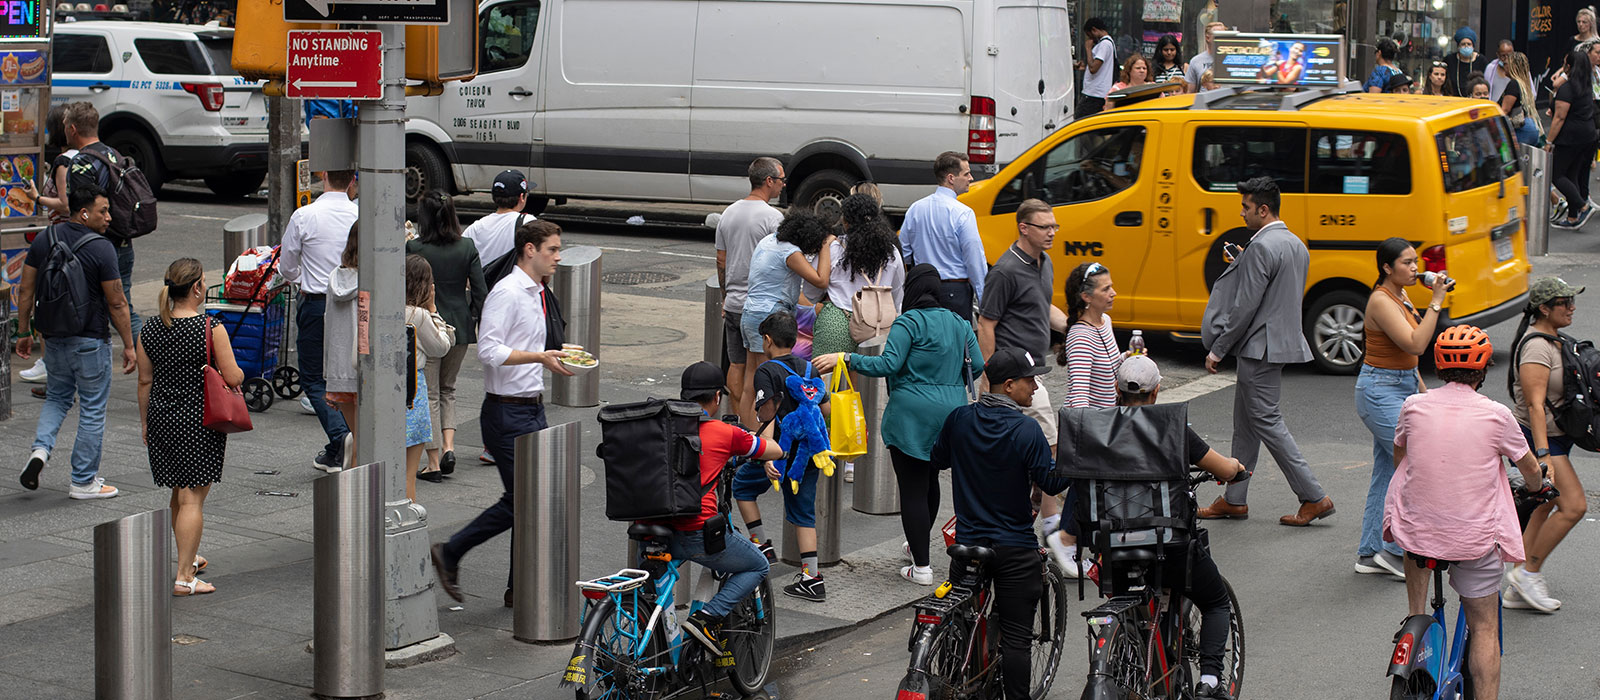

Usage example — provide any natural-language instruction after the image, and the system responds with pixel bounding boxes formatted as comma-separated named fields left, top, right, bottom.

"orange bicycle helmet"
left=1434, top=325, right=1493, bottom=370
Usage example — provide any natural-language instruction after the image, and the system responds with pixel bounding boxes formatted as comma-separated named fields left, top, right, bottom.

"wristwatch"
left=1535, top=447, right=1551, bottom=458
left=1427, top=302, right=1442, bottom=313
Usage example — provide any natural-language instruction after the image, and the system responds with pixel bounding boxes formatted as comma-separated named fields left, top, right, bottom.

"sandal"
left=194, top=556, right=208, bottom=574
left=173, top=578, right=216, bottom=596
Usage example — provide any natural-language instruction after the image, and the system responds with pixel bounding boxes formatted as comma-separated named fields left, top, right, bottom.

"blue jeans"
left=34, top=336, right=112, bottom=485
left=296, top=296, right=349, bottom=451
left=444, top=399, right=547, bottom=588
left=1514, top=119, right=1541, bottom=149
left=666, top=529, right=770, bottom=618
left=115, top=241, right=141, bottom=334
left=1354, top=365, right=1416, bottom=557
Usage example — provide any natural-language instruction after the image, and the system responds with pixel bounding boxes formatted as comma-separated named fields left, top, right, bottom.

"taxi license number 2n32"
left=1320, top=213, right=1357, bottom=226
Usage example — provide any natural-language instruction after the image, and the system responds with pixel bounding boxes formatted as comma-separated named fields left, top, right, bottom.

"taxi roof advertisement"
left=1213, top=33, right=1346, bottom=87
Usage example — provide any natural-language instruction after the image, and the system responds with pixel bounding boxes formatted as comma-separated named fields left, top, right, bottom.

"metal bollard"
left=513, top=421, right=582, bottom=642
left=780, top=464, right=843, bottom=567
left=552, top=246, right=602, bottom=407
left=94, top=509, right=172, bottom=700
left=222, top=213, right=268, bottom=269
left=704, top=274, right=723, bottom=366
left=313, top=462, right=384, bottom=699
left=854, top=335, right=900, bottom=514
left=1522, top=143, right=1550, bottom=256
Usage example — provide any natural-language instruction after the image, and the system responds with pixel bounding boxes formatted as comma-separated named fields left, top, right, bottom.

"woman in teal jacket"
left=815, top=264, right=982, bottom=583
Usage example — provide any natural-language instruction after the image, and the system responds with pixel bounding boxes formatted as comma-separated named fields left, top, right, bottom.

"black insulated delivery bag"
left=596, top=398, right=708, bottom=521
left=1056, top=403, right=1194, bottom=552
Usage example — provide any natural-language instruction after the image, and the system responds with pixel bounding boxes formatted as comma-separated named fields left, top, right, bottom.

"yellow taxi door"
left=1430, top=115, right=1532, bottom=319
left=1174, top=122, right=1309, bottom=326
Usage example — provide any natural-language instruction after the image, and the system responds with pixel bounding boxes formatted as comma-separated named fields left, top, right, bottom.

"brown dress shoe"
left=1197, top=497, right=1249, bottom=520
left=1279, top=497, right=1336, bottom=526
left=431, top=543, right=463, bottom=602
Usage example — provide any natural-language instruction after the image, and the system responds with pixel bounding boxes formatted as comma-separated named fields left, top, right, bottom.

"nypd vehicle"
left=52, top=21, right=268, bottom=196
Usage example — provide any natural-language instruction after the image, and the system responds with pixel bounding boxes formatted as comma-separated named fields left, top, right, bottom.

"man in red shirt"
left=671, top=362, right=782, bottom=653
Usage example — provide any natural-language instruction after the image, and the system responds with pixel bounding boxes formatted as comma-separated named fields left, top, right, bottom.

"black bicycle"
left=1077, top=470, right=1245, bottom=700
left=894, top=544, right=1071, bottom=700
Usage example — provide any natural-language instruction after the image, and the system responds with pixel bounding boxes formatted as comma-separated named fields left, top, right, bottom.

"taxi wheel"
left=1303, top=290, right=1366, bottom=375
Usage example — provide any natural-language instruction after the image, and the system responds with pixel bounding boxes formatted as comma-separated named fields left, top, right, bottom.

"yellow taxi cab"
left=962, top=82, right=1533, bottom=373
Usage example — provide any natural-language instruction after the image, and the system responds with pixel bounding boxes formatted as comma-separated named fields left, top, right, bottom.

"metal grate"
left=603, top=271, right=680, bottom=285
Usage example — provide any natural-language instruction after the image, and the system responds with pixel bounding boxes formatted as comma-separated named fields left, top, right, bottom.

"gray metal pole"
left=265, top=95, right=300, bottom=243
left=223, top=213, right=268, bottom=271
left=357, top=23, right=443, bottom=655
left=513, top=422, right=583, bottom=642
left=94, top=509, right=172, bottom=700
left=313, top=462, right=385, bottom=699
left=1523, top=143, right=1550, bottom=256
left=704, top=274, right=722, bottom=365
left=552, top=246, right=602, bottom=407
left=853, top=335, right=899, bottom=514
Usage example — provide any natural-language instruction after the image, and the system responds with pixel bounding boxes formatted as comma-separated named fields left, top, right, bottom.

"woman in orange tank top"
left=1354, top=237, right=1449, bottom=577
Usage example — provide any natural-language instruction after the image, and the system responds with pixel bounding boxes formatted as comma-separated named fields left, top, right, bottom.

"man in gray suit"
left=1198, top=177, right=1335, bottom=526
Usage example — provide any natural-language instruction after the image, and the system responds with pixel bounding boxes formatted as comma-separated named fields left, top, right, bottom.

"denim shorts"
left=740, top=305, right=792, bottom=354
left=1520, top=423, right=1575, bottom=457
left=728, top=456, right=818, bottom=528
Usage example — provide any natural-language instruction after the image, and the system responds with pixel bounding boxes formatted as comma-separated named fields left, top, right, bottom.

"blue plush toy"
left=766, top=361, right=835, bottom=493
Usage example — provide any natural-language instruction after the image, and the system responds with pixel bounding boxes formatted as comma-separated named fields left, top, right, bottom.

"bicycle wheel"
left=1389, top=672, right=1437, bottom=700
left=576, top=598, right=663, bottom=700
left=918, top=614, right=974, bottom=700
left=1182, top=576, right=1245, bottom=699
left=1086, top=615, right=1147, bottom=700
left=724, top=578, right=777, bottom=696
left=1030, top=559, right=1070, bottom=700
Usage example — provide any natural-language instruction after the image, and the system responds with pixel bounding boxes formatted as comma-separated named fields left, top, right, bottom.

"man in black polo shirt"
left=931, top=347, right=1070, bottom=700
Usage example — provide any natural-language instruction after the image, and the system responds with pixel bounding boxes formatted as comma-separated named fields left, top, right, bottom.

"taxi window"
left=1309, top=130, right=1410, bottom=195
left=1191, top=127, right=1306, bottom=193
left=1435, top=117, right=1521, bottom=194
left=991, top=125, right=1145, bottom=214
left=481, top=0, right=541, bottom=74
left=53, top=34, right=113, bottom=74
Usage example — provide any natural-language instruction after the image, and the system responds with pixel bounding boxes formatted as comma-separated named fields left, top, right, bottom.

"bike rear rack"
left=576, top=568, right=651, bottom=594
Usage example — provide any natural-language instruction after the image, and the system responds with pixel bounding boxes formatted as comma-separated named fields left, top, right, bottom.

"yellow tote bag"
left=828, top=362, right=868, bottom=459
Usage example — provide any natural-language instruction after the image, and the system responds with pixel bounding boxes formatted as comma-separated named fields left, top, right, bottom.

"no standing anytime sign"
left=286, top=30, right=383, bottom=100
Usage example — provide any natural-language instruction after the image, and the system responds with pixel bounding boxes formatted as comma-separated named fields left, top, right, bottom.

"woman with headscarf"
left=1447, top=27, right=1488, bottom=91
left=814, top=264, right=983, bottom=586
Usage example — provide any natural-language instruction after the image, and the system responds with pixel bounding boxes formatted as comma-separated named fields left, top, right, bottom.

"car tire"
left=105, top=130, right=163, bottom=191
left=405, top=141, right=451, bottom=206
left=204, top=171, right=266, bottom=199
left=1303, top=289, right=1367, bottom=375
left=791, top=168, right=856, bottom=210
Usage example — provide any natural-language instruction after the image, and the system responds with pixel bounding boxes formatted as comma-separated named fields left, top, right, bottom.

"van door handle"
left=1038, top=79, right=1046, bottom=95
left=1203, top=208, right=1214, bottom=235
left=89, top=83, right=112, bottom=93
left=1114, top=211, right=1142, bottom=227
left=508, top=88, right=534, bottom=98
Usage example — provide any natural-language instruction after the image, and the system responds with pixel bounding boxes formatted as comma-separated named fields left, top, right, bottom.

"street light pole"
left=356, top=23, right=450, bottom=658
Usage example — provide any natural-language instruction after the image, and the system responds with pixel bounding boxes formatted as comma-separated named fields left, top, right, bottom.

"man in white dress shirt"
left=279, top=170, right=358, bottom=472
left=432, top=218, right=573, bottom=606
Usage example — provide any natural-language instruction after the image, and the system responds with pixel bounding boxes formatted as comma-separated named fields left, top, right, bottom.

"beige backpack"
left=849, top=268, right=898, bottom=343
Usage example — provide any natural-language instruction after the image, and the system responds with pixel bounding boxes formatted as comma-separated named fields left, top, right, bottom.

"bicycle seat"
left=627, top=523, right=674, bottom=541
left=947, top=544, right=995, bottom=563
left=1406, top=553, right=1456, bottom=571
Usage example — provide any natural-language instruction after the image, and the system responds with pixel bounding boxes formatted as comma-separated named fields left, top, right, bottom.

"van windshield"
left=1435, top=117, right=1520, bottom=194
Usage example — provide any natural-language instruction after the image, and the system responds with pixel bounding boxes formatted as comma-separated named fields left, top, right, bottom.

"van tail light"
left=1420, top=244, right=1447, bottom=276
left=968, top=96, right=996, bottom=165
left=182, top=82, right=225, bottom=111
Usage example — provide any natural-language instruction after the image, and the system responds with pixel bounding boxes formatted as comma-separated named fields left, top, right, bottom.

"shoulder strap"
left=68, top=230, right=104, bottom=252
left=79, top=148, right=122, bottom=174
left=761, top=358, right=800, bottom=379
left=1510, top=330, right=1562, bottom=398
left=204, top=316, right=215, bottom=368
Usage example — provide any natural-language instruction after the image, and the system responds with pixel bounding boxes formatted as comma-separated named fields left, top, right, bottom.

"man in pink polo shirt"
left=1386, top=326, right=1552, bottom=698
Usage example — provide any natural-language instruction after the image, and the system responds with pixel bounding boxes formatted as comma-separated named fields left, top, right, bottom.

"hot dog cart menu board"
left=0, top=41, right=46, bottom=227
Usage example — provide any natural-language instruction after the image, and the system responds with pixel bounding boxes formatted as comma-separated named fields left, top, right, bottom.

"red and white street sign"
left=286, top=30, right=382, bottom=100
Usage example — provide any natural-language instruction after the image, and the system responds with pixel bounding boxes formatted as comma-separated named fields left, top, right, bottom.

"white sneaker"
left=1504, top=565, right=1561, bottom=613
left=19, top=360, right=47, bottom=383
left=843, top=462, right=854, bottom=483
left=299, top=396, right=317, bottom=415
left=1046, top=530, right=1082, bottom=579
left=902, top=541, right=912, bottom=563
left=1502, top=586, right=1534, bottom=610
left=68, top=477, right=119, bottom=500
left=900, top=565, right=934, bottom=586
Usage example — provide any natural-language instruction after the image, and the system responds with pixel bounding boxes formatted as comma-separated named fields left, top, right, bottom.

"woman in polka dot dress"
left=137, top=258, right=243, bottom=596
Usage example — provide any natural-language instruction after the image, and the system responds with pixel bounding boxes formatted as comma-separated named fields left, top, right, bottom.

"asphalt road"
left=139, top=183, right=1599, bottom=699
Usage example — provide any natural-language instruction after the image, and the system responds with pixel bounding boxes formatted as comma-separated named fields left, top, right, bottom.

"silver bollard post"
left=854, top=335, right=900, bottom=514
left=513, top=421, right=583, bottom=642
left=1522, top=143, right=1550, bottom=256
left=704, top=274, right=723, bottom=366
left=222, top=213, right=268, bottom=270
left=95, top=509, right=172, bottom=700
left=314, top=462, right=384, bottom=699
left=553, top=246, right=602, bottom=407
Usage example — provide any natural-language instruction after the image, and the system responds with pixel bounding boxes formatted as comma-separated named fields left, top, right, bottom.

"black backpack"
left=1057, top=403, right=1195, bottom=552
left=596, top=398, right=713, bottom=522
left=1510, top=331, right=1600, bottom=452
left=77, top=148, right=158, bottom=241
left=33, top=225, right=105, bottom=338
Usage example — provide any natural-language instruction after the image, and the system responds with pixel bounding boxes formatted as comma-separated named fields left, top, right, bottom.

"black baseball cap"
left=681, top=361, right=724, bottom=397
left=492, top=169, right=531, bottom=194
left=985, top=347, right=1051, bottom=385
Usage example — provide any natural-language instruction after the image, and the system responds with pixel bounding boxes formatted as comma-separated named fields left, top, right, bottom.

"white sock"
left=1040, top=514, right=1060, bottom=533
left=913, top=565, right=932, bottom=573
left=1200, top=674, right=1218, bottom=688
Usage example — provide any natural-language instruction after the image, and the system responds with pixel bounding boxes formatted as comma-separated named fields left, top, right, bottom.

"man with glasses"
left=900, top=151, right=987, bottom=321
left=715, top=156, right=787, bottom=427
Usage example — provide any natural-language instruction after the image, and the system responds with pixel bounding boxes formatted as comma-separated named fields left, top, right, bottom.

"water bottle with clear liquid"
left=1129, top=330, right=1146, bottom=355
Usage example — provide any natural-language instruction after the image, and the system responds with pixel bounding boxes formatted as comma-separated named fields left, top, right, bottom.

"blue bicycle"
left=1386, top=555, right=1488, bottom=700
left=561, top=522, right=776, bottom=699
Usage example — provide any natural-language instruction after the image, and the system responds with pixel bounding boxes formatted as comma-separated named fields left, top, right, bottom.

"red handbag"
left=201, top=317, right=253, bottom=434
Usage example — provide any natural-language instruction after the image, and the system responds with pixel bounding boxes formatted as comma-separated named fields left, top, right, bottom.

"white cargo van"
left=403, top=0, right=1075, bottom=213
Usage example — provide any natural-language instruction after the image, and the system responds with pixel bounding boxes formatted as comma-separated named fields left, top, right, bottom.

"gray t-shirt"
left=1185, top=51, right=1215, bottom=89
left=978, top=243, right=1055, bottom=359
left=714, top=198, right=784, bottom=314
